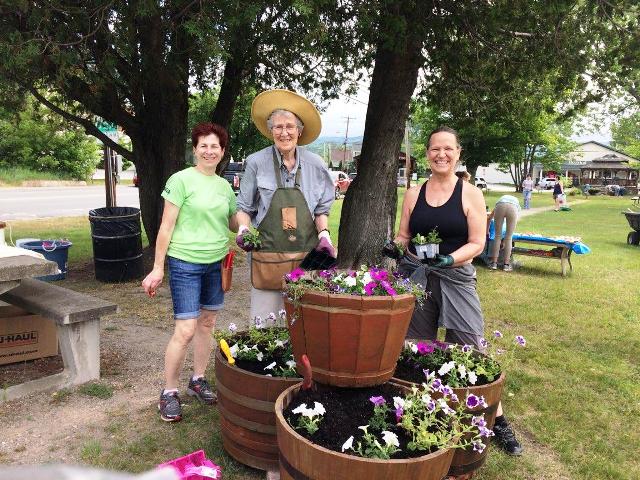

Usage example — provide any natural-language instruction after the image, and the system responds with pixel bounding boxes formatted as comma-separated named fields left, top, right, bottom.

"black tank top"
left=408, top=178, right=468, bottom=256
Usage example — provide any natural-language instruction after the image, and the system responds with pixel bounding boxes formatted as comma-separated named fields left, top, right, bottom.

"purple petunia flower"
left=426, top=400, right=436, bottom=412
left=370, top=268, right=388, bottom=282
left=462, top=344, right=473, bottom=353
left=416, top=342, right=435, bottom=355
left=479, top=426, right=495, bottom=438
left=472, top=415, right=487, bottom=428
left=364, top=281, right=377, bottom=296
left=285, top=267, right=305, bottom=282
left=318, top=269, right=333, bottom=279
left=441, top=385, right=453, bottom=397
left=450, top=393, right=459, bottom=403
left=369, top=396, right=386, bottom=407
left=434, top=340, right=448, bottom=350
left=493, top=330, right=503, bottom=338
left=466, top=394, right=480, bottom=409
left=380, top=280, right=397, bottom=296
left=394, top=406, right=403, bottom=422
left=432, top=378, right=442, bottom=391
left=479, top=338, right=489, bottom=348
left=516, top=335, right=527, bottom=346
left=472, top=440, right=486, bottom=453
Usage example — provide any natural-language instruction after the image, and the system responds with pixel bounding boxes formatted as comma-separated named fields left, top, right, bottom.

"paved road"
left=0, top=185, right=140, bottom=221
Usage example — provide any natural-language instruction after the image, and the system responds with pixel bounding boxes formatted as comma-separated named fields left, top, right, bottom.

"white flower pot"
left=415, top=243, right=439, bottom=260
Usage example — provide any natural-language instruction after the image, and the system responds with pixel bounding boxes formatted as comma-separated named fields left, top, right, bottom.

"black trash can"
left=89, top=207, right=144, bottom=282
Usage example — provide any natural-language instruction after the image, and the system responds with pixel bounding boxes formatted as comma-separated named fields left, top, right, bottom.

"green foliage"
left=188, top=89, right=271, bottom=162
left=611, top=112, right=640, bottom=159
left=0, top=98, right=100, bottom=180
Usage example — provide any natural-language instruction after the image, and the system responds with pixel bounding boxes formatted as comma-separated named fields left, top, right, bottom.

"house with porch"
left=532, top=141, right=639, bottom=188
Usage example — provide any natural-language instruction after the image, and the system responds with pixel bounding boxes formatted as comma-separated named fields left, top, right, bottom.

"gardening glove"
left=315, top=230, right=336, bottom=258
left=235, top=225, right=254, bottom=252
left=430, top=254, right=454, bottom=268
left=382, top=241, right=403, bottom=260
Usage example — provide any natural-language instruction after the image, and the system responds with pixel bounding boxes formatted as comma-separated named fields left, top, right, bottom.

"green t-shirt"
left=162, top=167, right=237, bottom=264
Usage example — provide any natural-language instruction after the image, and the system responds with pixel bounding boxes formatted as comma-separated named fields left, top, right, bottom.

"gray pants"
left=490, top=202, right=518, bottom=265
left=406, top=272, right=484, bottom=350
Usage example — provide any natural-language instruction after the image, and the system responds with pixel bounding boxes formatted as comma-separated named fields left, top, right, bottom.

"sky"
left=318, top=83, right=613, bottom=145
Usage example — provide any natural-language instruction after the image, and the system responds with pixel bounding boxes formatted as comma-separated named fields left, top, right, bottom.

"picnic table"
left=510, top=234, right=590, bottom=277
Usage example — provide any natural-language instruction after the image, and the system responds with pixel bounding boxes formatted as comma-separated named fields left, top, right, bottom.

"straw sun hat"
left=251, top=89, right=322, bottom=146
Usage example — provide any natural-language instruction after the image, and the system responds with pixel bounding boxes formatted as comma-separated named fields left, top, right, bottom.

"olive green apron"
left=250, top=148, right=317, bottom=290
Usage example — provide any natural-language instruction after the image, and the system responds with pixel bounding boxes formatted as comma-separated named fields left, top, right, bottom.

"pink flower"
left=370, top=268, right=388, bottom=282
left=364, top=281, right=377, bottom=296
left=285, top=267, right=305, bottom=282
left=417, top=342, right=435, bottom=355
left=380, top=280, right=396, bottom=296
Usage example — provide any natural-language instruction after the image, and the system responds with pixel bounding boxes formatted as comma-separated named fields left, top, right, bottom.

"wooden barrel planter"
left=284, top=291, right=415, bottom=387
left=275, top=383, right=455, bottom=480
left=214, top=348, right=301, bottom=471
left=391, top=372, right=505, bottom=477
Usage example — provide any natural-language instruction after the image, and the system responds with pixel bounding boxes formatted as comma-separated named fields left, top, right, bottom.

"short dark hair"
left=427, top=126, right=460, bottom=148
left=191, top=122, right=228, bottom=150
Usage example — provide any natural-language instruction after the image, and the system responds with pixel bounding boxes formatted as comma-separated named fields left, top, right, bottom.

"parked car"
left=537, top=177, right=557, bottom=190
left=329, top=170, right=351, bottom=198
left=222, top=162, right=244, bottom=193
left=475, top=176, right=487, bottom=189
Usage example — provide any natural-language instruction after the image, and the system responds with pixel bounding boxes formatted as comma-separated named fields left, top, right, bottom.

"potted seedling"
left=413, top=228, right=441, bottom=260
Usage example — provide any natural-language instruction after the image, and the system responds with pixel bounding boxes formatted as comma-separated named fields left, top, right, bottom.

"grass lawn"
left=6, top=192, right=639, bottom=479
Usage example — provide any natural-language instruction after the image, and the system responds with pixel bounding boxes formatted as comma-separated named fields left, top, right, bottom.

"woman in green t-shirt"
left=142, top=122, right=239, bottom=422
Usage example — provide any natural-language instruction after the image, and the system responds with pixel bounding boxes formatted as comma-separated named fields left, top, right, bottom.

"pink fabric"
left=158, top=450, right=221, bottom=480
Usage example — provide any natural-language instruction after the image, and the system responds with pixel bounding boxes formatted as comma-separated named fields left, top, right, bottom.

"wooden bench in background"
left=511, top=237, right=574, bottom=277
left=0, top=278, right=117, bottom=402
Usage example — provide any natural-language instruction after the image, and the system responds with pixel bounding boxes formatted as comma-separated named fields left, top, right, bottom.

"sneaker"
left=493, top=421, right=523, bottom=456
left=187, top=377, right=217, bottom=405
left=488, top=262, right=498, bottom=270
left=503, top=264, right=513, bottom=272
left=159, top=391, right=182, bottom=422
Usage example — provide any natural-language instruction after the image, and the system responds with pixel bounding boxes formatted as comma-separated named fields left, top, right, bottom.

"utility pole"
left=342, top=116, right=355, bottom=171
left=404, top=120, right=412, bottom=188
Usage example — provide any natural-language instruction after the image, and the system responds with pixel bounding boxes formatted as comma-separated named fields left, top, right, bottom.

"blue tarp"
left=488, top=220, right=591, bottom=254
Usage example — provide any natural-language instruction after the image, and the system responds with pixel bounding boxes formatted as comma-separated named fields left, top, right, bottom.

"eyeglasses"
left=272, top=124, right=298, bottom=134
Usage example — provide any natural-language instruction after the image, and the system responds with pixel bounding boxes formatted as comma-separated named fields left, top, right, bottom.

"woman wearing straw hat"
left=236, top=90, right=336, bottom=321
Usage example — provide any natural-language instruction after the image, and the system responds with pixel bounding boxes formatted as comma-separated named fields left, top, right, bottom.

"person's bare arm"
left=394, top=185, right=421, bottom=249
left=141, top=200, right=180, bottom=296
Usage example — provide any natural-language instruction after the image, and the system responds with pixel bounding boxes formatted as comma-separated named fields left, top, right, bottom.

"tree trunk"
left=338, top=13, right=424, bottom=267
left=211, top=45, right=248, bottom=174
left=131, top=97, right=189, bottom=246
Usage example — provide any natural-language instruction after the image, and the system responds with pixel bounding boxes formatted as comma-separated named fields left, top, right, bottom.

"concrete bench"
left=0, top=278, right=117, bottom=402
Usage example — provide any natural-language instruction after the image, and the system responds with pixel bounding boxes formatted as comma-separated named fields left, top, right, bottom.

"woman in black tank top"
left=389, top=127, right=523, bottom=457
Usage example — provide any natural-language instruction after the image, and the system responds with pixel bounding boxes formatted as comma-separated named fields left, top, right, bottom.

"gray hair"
left=267, top=109, right=304, bottom=132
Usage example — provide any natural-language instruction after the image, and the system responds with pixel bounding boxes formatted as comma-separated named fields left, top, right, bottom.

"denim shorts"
left=168, top=256, right=224, bottom=320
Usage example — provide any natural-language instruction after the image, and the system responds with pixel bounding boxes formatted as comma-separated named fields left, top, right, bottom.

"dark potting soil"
left=283, top=383, right=438, bottom=459
left=233, top=350, right=300, bottom=378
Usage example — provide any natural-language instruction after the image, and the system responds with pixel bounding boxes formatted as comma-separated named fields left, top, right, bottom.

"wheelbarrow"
left=623, top=211, right=640, bottom=245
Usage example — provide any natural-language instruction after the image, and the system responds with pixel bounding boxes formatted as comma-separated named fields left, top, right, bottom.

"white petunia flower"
left=381, top=431, right=400, bottom=448
left=229, top=343, right=238, bottom=357
left=286, top=359, right=296, bottom=369
left=292, top=403, right=308, bottom=415
left=409, top=342, right=418, bottom=354
left=313, top=402, right=326, bottom=416
left=228, top=323, right=237, bottom=333
left=358, top=425, right=369, bottom=434
left=344, top=276, right=357, bottom=287
left=256, top=351, right=264, bottom=362
left=275, top=340, right=285, bottom=348
left=264, top=362, right=276, bottom=370
left=467, top=371, right=478, bottom=385
left=438, top=361, right=456, bottom=376
left=362, top=272, right=373, bottom=285
left=393, top=396, right=405, bottom=409
left=457, top=364, right=467, bottom=378
left=341, top=436, right=354, bottom=452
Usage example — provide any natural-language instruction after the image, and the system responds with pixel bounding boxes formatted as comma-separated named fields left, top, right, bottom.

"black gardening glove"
left=429, top=254, right=454, bottom=268
left=382, top=241, right=403, bottom=260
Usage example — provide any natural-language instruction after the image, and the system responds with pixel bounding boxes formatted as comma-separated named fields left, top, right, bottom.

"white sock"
left=163, top=388, right=178, bottom=395
left=191, top=374, right=204, bottom=382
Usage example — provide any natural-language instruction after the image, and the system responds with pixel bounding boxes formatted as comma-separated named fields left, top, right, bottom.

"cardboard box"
left=0, top=308, right=58, bottom=366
